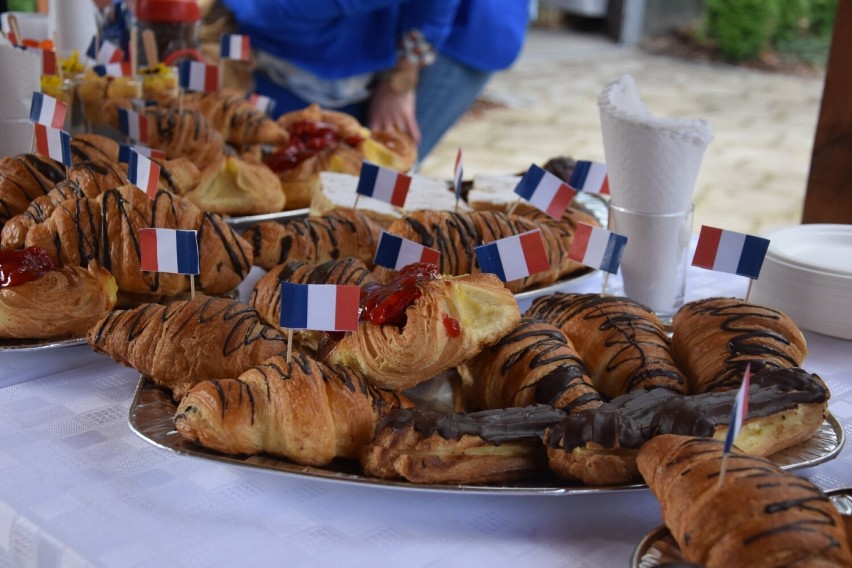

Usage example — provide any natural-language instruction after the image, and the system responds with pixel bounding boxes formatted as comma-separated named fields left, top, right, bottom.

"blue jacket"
left=442, top=0, right=529, bottom=71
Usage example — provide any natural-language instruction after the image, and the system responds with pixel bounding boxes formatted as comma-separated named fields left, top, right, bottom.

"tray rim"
left=0, top=336, right=87, bottom=352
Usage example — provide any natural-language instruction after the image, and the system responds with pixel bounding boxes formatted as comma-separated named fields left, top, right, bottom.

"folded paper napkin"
left=598, top=74, right=713, bottom=213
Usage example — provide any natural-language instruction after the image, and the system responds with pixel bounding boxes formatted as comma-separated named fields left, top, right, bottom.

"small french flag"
left=117, top=107, right=149, bottom=144
left=93, top=62, right=132, bottom=77
left=514, top=164, right=576, bottom=220
left=723, top=364, right=751, bottom=453
left=374, top=231, right=440, bottom=271
left=139, top=228, right=200, bottom=275
left=453, top=148, right=463, bottom=200
left=86, top=37, right=125, bottom=64
left=567, top=223, right=628, bottom=274
left=568, top=160, right=609, bottom=195
left=119, top=143, right=166, bottom=163
left=475, top=229, right=550, bottom=283
left=220, top=33, right=250, bottom=62
left=279, top=282, right=360, bottom=332
left=33, top=124, right=72, bottom=167
left=178, top=60, right=219, bottom=93
left=29, top=92, right=67, bottom=129
left=247, top=93, right=274, bottom=114
left=127, top=150, right=161, bottom=199
left=355, top=161, right=411, bottom=208
left=692, top=226, right=770, bottom=279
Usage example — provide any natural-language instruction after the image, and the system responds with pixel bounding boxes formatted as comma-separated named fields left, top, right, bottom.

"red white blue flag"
left=514, top=164, right=576, bottom=220
left=117, top=107, right=149, bottom=144
left=178, top=60, right=219, bottom=93
left=723, top=364, right=751, bottom=453
left=86, top=37, right=125, bottom=64
left=279, top=282, right=360, bottom=332
left=374, top=231, right=440, bottom=271
left=93, top=62, right=132, bottom=77
left=127, top=150, right=161, bottom=199
left=568, top=160, right=609, bottom=195
left=33, top=124, right=72, bottom=167
left=247, top=93, right=274, bottom=114
left=453, top=147, right=464, bottom=200
left=692, top=226, right=770, bottom=279
left=29, top=92, right=67, bottom=129
left=139, top=228, right=199, bottom=275
left=567, top=222, right=628, bottom=274
left=220, top=33, right=250, bottom=61
left=119, top=143, right=165, bottom=163
left=475, top=229, right=550, bottom=283
left=355, top=161, right=411, bottom=208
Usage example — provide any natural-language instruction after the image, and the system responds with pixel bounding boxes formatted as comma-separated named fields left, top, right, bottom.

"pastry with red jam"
left=319, top=262, right=520, bottom=391
left=0, top=247, right=117, bottom=339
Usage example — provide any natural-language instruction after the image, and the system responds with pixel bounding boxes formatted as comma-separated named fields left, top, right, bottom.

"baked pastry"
left=0, top=154, right=67, bottom=228
left=70, top=133, right=120, bottom=164
left=526, top=293, right=687, bottom=397
left=175, top=352, right=411, bottom=465
left=88, top=295, right=290, bottom=399
left=1, top=253, right=117, bottom=339
left=242, top=207, right=382, bottom=271
left=383, top=210, right=566, bottom=293
left=545, top=366, right=829, bottom=486
left=637, top=434, right=852, bottom=567
left=184, top=155, right=285, bottom=216
left=321, top=264, right=521, bottom=391
left=24, top=185, right=252, bottom=298
left=177, top=89, right=289, bottom=146
left=458, top=317, right=603, bottom=414
left=672, top=297, right=808, bottom=393
left=360, top=405, right=567, bottom=484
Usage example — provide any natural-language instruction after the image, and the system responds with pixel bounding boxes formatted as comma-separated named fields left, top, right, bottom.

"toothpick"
left=744, top=279, right=755, bottom=303
left=506, top=197, right=521, bottom=217
left=717, top=454, right=730, bottom=488
left=7, top=14, right=21, bottom=46
left=189, top=274, right=196, bottom=299
left=286, top=329, right=294, bottom=363
left=352, top=193, right=361, bottom=212
left=601, top=272, right=611, bottom=296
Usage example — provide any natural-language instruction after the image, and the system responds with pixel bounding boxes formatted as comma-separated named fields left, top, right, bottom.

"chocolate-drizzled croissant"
left=88, top=295, right=290, bottom=399
left=242, top=208, right=382, bottom=270
left=637, top=435, right=852, bottom=568
left=672, top=297, right=808, bottom=393
left=174, top=352, right=411, bottom=465
left=177, top=90, right=289, bottom=146
left=383, top=210, right=566, bottom=293
left=70, top=133, right=120, bottom=164
left=0, top=154, right=67, bottom=227
left=458, top=317, right=603, bottom=414
left=526, top=293, right=687, bottom=398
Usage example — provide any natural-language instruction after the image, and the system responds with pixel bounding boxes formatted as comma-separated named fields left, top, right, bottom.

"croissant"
left=177, top=89, right=289, bottom=146
left=184, top=155, right=285, bottom=216
left=70, top=133, right=120, bottom=164
left=637, top=434, right=852, bottom=568
left=321, top=265, right=521, bottom=391
left=672, top=297, right=808, bottom=393
left=383, top=210, right=566, bottom=293
left=458, top=317, right=603, bottom=414
left=1, top=260, right=117, bottom=339
left=242, top=208, right=382, bottom=270
left=515, top=204, right=601, bottom=278
left=526, top=293, right=687, bottom=398
left=174, top=352, right=412, bottom=465
left=88, top=295, right=291, bottom=399
left=0, top=154, right=67, bottom=228
left=24, top=185, right=252, bottom=298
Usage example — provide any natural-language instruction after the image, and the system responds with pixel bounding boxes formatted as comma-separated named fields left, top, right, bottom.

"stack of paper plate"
left=751, top=224, right=852, bottom=340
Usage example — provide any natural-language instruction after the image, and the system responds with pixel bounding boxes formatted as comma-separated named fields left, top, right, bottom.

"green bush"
left=706, top=0, right=780, bottom=61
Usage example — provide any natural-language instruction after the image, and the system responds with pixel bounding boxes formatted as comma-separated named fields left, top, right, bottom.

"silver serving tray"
left=0, top=336, right=87, bottom=352
left=632, top=486, right=852, bottom=567
left=224, top=208, right=309, bottom=229
left=129, top=377, right=844, bottom=496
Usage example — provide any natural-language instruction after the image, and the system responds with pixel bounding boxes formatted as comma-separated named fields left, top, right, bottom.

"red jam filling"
left=360, top=262, right=440, bottom=327
left=442, top=313, right=460, bottom=338
left=0, top=246, right=57, bottom=288
left=264, top=120, right=364, bottom=172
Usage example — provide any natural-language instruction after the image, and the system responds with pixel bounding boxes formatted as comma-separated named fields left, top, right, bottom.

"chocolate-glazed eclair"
left=458, top=317, right=603, bottom=414
left=360, top=405, right=567, bottom=484
left=637, top=435, right=852, bottom=568
left=545, top=367, right=829, bottom=486
left=671, top=297, right=808, bottom=393
left=526, top=293, right=687, bottom=398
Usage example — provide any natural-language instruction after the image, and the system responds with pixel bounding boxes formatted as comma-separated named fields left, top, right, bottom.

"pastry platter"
left=0, top=336, right=87, bottom=352
left=129, top=376, right=844, bottom=496
left=631, top=486, right=852, bottom=567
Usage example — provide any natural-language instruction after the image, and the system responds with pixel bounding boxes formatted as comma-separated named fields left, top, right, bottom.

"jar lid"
left=135, top=0, right=201, bottom=23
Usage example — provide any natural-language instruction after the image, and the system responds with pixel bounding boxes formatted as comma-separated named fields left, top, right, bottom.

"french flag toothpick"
left=178, top=60, right=219, bottom=93
left=474, top=229, right=550, bottom=283
left=514, top=164, right=576, bottom=220
left=374, top=232, right=440, bottom=271
left=692, top=226, right=770, bottom=280
left=93, top=62, right=132, bottom=77
left=127, top=150, right=161, bottom=199
left=86, top=36, right=125, bottom=64
left=355, top=161, right=411, bottom=208
left=139, top=228, right=200, bottom=275
left=567, top=223, right=627, bottom=274
left=247, top=93, right=274, bottom=114
left=117, top=107, right=149, bottom=144
left=29, top=92, right=67, bottom=129
left=453, top=148, right=464, bottom=201
left=718, top=363, right=751, bottom=486
left=220, top=33, right=250, bottom=61
left=119, top=143, right=165, bottom=163
left=279, top=282, right=360, bottom=332
left=33, top=124, right=72, bottom=167
left=568, top=160, right=609, bottom=195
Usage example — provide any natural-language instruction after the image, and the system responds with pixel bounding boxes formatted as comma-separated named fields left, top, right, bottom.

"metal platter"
left=129, top=376, right=844, bottom=496
left=0, top=336, right=87, bottom=352
left=224, top=208, right=309, bottom=230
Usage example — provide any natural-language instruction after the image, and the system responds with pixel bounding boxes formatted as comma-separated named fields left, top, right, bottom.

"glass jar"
left=134, top=0, right=202, bottom=67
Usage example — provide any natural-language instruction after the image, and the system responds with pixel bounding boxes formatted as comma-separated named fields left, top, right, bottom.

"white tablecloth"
left=1, top=265, right=850, bottom=568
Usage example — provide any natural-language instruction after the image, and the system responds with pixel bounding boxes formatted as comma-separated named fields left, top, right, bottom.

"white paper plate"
left=766, top=224, right=852, bottom=277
